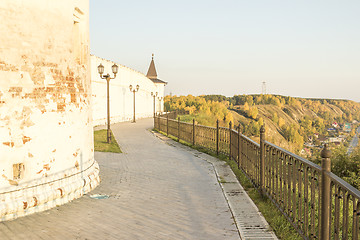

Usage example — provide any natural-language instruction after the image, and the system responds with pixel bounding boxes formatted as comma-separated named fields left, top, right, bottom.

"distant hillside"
left=164, top=94, right=360, bottom=154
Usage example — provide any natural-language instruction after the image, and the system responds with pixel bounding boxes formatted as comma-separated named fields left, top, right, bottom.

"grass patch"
left=94, top=129, right=122, bottom=153
left=218, top=176, right=227, bottom=183
left=154, top=128, right=301, bottom=240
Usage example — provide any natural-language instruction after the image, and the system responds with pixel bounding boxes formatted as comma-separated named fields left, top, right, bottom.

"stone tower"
left=146, top=54, right=167, bottom=112
left=0, top=0, right=99, bottom=221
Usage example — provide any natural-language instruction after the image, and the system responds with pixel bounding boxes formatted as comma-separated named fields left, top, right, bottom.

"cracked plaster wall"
left=0, top=0, right=98, bottom=220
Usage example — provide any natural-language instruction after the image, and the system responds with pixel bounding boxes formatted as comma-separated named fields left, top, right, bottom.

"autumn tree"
left=248, top=106, right=258, bottom=119
left=243, top=102, right=250, bottom=111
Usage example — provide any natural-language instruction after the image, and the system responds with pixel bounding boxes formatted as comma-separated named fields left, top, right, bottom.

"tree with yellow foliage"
left=248, top=106, right=258, bottom=119
left=244, top=102, right=250, bottom=111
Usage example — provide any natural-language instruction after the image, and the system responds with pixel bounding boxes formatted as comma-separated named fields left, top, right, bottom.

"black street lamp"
left=158, top=96, right=163, bottom=114
left=98, top=63, right=118, bottom=143
left=129, top=84, right=139, bottom=123
left=151, top=92, right=158, bottom=117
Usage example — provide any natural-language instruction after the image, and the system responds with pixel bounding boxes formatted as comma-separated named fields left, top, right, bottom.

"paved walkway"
left=0, top=118, right=276, bottom=239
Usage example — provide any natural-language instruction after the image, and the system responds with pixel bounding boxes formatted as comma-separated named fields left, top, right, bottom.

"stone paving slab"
left=155, top=132, right=278, bottom=240
left=0, top=118, right=243, bottom=239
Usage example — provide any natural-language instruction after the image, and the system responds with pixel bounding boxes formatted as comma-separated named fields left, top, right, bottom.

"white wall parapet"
left=91, top=55, right=166, bottom=126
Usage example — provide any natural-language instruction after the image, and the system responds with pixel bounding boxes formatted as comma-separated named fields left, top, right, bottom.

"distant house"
left=328, top=137, right=344, bottom=145
left=304, top=142, right=315, bottom=148
left=343, top=123, right=351, bottom=132
left=300, top=148, right=312, bottom=157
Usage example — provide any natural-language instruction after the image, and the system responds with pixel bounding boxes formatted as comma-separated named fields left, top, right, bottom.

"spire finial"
left=152, top=53, right=154, bottom=59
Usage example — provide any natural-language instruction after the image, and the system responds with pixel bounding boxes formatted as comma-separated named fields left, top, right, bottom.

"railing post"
left=192, top=119, right=195, bottom=146
left=178, top=116, right=180, bottom=141
left=320, top=144, right=331, bottom=240
left=158, top=113, right=161, bottom=131
left=153, top=106, right=155, bottom=128
left=216, top=120, right=219, bottom=155
left=159, top=114, right=161, bottom=129
left=260, top=125, right=265, bottom=195
left=166, top=112, right=169, bottom=136
left=229, top=121, right=232, bottom=160
left=237, top=124, right=241, bottom=169
left=154, top=114, right=157, bottom=130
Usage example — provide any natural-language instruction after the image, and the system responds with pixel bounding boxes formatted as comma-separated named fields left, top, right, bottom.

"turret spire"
left=146, top=54, right=167, bottom=85
left=146, top=54, right=157, bottom=80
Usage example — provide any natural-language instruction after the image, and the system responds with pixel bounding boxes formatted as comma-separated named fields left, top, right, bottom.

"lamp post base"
left=107, top=129, right=112, bottom=144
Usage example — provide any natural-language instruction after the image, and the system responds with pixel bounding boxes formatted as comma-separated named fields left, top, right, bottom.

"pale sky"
left=90, top=1, right=360, bottom=102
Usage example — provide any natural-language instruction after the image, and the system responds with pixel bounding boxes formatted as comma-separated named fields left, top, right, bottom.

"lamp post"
left=151, top=92, right=158, bottom=117
left=98, top=63, right=118, bottom=143
left=158, top=96, right=163, bottom=113
left=129, top=84, right=139, bottom=123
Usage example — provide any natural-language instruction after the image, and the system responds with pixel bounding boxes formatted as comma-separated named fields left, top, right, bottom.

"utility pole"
left=262, top=81, right=266, bottom=95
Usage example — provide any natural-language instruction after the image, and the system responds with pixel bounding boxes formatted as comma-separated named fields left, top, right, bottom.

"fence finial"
left=260, top=124, right=265, bottom=134
left=321, top=144, right=331, bottom=159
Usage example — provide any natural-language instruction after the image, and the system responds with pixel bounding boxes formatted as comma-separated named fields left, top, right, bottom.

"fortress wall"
left=91, top=55, right=165, bottom=126
left=0, top=0, right=99, bottom=221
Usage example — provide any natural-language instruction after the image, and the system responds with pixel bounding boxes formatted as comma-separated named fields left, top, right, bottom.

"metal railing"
left=154, top=113, right=360, bottom=240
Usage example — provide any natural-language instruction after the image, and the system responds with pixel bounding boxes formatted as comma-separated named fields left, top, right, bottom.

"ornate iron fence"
left=196, top=124, right=217, bottom=152
left=154, top=114, right=360, bottom=239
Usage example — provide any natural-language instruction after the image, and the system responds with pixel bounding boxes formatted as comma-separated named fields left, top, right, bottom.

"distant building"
left=300, top=148, right=312, bottom=157
left=343, top=123, right=351, bottom=132
left=328, top=137, right=344, bottom=145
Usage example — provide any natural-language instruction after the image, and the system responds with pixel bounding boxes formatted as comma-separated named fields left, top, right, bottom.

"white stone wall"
left=91, top=55, right=165, bottom=126
left=0, top=0, right=99, bottom=221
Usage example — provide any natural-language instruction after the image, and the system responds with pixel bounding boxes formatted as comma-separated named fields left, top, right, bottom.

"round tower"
left=0, top=0, right=99, bottom=221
